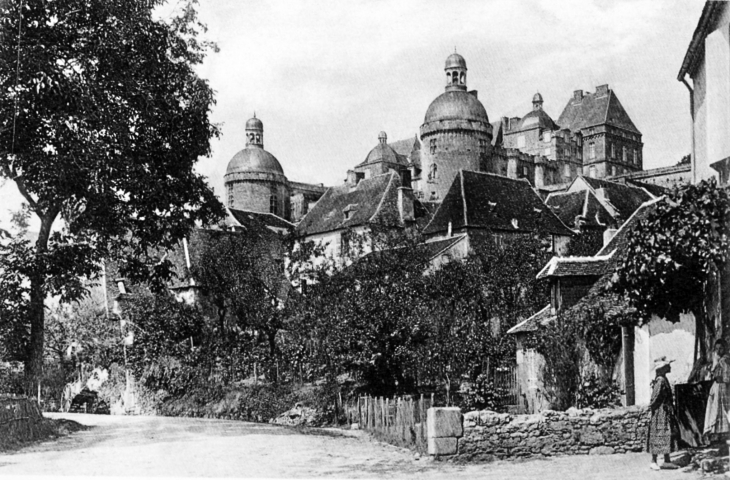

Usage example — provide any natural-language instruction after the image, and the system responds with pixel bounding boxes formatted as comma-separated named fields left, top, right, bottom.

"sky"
left=0, top=0, right=706, bottom=230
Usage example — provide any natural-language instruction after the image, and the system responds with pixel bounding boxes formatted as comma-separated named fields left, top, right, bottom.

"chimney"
left=501, top=116, right=509, bottom=131
left=573, top=90, right=583, bottom=102
left=603, top=228, right=618, bottom=246
left=596, top=84, right=609, bottom=96
left=398, top=187, right=415, bottom=223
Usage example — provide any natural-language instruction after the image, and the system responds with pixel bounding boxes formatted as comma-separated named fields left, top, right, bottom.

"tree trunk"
left=24, top=215, right=54, bottom=395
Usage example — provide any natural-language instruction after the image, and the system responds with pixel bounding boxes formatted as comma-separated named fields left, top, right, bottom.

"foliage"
left=611, top=178, right=730, bottom=324
left=576, top=373, right=622, bottom=409
left=566, top=229, right=605, bottom=257
left=527, top=312, right=582, bottom=411
left=0, top=0, right=224, bottom=389
left=290, top=228, right=551, bottom=400
left=457, top=373, right=504, bottom=412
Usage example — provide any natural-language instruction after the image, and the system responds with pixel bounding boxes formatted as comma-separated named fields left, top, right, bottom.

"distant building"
left=224, top=115, right=327, bottom=223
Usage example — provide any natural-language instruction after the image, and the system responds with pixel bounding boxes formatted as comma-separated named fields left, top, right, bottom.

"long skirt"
left=704, top=381, right=730, bottom=437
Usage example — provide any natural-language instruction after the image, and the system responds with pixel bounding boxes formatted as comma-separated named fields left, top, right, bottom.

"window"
left=563, top=164, right=570, bottom=179
left=589, top=166, right=597, bottom=178
left=611, top=165, right=616, bottom=177
left=269, top=194, right=278, bottom=215
left=460, top=72, right=465, bottom=84
left=517, top=136, right=526, bottom=148
left=227, top=184, right=234, bottom=207
left=622, top=146, right=627, bottom=162
left=589, top=142, right=595, bottom=159
left=610, top=143, right=615, bottom=158
left=428, top=163, right=438, bottom=182
left=633, top=149, right=638, bottom=164
left=522, top=166, right=529, bottom=177
left=429, top=138, right=437, bottom=154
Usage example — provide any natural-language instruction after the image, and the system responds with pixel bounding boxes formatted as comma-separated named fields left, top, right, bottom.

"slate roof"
left=546, top=190, right=613, bottom=229
left=557, top=88, right=640, bottom=135
left=579, top=176, right=654, bottom=222
left=423, top=170, right=573, bottom=237
left=536, top=253, right=614, bottom=280
left=423, top=235, right=466, bottom=259
left=296, top=171, right=412, bottom=236
left=506, top=305, right=555, bottom=334
left=388, top=137, right=419, bottom=158
left=227, top=208, right=294, bottom=232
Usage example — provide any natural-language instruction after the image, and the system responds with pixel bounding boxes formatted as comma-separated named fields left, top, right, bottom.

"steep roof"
left=296, top=172, right=408, bottom=237
left=557, top=87, right=640, bottom=135
left=388, top=137, right=419, bottom=158
left=507, top=305, right=555, bottom=334
left=423, top=170, right=573, bottom=237
left=227, top=208, right=294, bottom=232
left=546, top=190, right=613, bottom=229
left=578, top=176, right=654, bottom=222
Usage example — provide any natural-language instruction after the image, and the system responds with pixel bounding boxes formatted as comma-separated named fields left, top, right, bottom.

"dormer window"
left=343, top=204, right=358, bottom=221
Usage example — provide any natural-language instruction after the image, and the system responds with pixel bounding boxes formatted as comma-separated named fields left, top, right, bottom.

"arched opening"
left=459, top=72, right=465, bottom=84
left=452, top=72, right=459, bottom=85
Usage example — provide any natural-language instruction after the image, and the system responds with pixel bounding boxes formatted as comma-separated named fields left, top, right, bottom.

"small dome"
left=445, top=53, right=467, bottom=70
left=533, top=92, right=543, bottom=104
left=226, top=147, right=284, bottom=176
left=378, top=131, right=387, bottom=143
left=362, top=143, right=407, bottom=166
left=518, top=109, right=559, bottom=131
left=424, top=90, right=489, bottom=124
left=246, top=116, right=263, bottom=131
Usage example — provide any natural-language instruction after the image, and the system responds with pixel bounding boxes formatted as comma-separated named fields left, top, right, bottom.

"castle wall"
left=227, top=178, right=290, bottom=220
left=420, top=130, right=488, bottom=202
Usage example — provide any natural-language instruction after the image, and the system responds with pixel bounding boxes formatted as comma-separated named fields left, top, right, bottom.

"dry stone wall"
left=428, top=406, right=650, bottom=462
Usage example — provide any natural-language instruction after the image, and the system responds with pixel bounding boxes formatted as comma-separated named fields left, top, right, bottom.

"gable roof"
left=577, top=176, right=654, bottom=222
left=546, top=189, right=613, bottom=229
left=506, top=305, right=555, bottom=335
left=423, top=170, right=573, bottom=237
left=388, top=136, right=419, bottom=158
left=227, top=208, right=294, bottom=232
left=557, top=88, right=640, bottom=135
left=296, top=171, right=408, bottom=237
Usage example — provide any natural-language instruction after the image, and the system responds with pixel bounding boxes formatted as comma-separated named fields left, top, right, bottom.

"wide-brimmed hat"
left=653, top=356, right=675, bottom=371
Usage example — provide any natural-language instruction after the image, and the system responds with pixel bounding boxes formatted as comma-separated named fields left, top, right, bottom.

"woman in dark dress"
left=647, top=357, right=678, bottom=470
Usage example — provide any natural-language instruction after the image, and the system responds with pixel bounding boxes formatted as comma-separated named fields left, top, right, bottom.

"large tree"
left=0, top=0, right=224, bottom=390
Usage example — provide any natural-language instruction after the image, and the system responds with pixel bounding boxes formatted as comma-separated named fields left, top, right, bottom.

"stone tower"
left=224, top=114, right=291, bottom=219
left=419, top=52, right=493, bottom=202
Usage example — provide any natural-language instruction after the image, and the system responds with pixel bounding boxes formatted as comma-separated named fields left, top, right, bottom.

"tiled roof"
left=557, top=88, right=640, bottom=134
left=536, top=253, right=614, bottom=280
left=227, top=209, right=294, bottom=232
left=423, top=235, right=466, bottom=259
left=579, top=176, right=654, bottom=222
left=507, top=305, right=555, bottom=334
left=423, top=170, right=573, bottom=237
left=388, top=137, right=419, bottom=158
left=296, top=172, right=411, bottom=236
left=546, top=191, right=586, bottom=228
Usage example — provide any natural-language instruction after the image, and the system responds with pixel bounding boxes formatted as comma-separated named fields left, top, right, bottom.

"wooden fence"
left=341, top=394, right=434, bottom=453
left=0, top=395, right=47, bottom=447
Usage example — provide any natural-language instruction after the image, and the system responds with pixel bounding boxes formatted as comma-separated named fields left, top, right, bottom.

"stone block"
left=589, top=446, right=615, bottom=455
left=580, top=428, right=605, bottom=445
left=428, top=436, right=458, bottom=456
left=427, top=407, right=463, bottom=439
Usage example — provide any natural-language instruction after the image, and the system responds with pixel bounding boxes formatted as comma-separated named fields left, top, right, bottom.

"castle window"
left=428, top=163, right=438, bottom=182
left=269, top=194, right=278, bottom=216
left=610, top=143, right=615, bottom=158
left=452, top=72, right=459, bottom=85
left=255, top=134, right=261, bottom=143
left=460, top=72, right=465, bottom=84
left=622, top=146, right=627, bottom=162
left=611, top=166, right=616, bottom=177
left=589, top=142, right=595, bottom=159
left=633, top=149, right=638, bottom=164
left=522, top=166, right=529, bottom=177
left=430, top=138, right=437, bottom=154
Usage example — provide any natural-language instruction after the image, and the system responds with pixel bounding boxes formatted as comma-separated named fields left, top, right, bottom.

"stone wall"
left=428, top=406, right=649, bottom=462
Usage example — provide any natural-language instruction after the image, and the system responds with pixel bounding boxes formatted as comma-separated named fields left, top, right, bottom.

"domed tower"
left=224, top=114, right=291, bottom=220
left=419, top=52, right=492, bottom=202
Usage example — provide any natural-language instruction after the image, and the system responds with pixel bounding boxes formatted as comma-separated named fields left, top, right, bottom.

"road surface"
left=0, top=413, right=692, bottom=478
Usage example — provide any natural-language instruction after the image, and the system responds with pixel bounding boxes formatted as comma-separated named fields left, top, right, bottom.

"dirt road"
left=0, top=413, right=691, bottom=478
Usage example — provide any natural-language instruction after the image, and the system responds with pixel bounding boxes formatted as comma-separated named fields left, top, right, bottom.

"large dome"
left=226, top=147, right=284, bottom=175
left=518, top=109, right=559, bottom=131
left=423, top=90, right=489, bottom=125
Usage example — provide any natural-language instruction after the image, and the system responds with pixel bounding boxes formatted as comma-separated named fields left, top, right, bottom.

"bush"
left=576, top=373, right=623, bottom=409
left=457, top=373, right=505, bottom=413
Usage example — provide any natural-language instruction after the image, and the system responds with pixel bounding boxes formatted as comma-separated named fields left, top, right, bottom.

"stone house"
left=545, top=175, right=656, bottom=232
left=422, top=170, right=574, bottom=261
